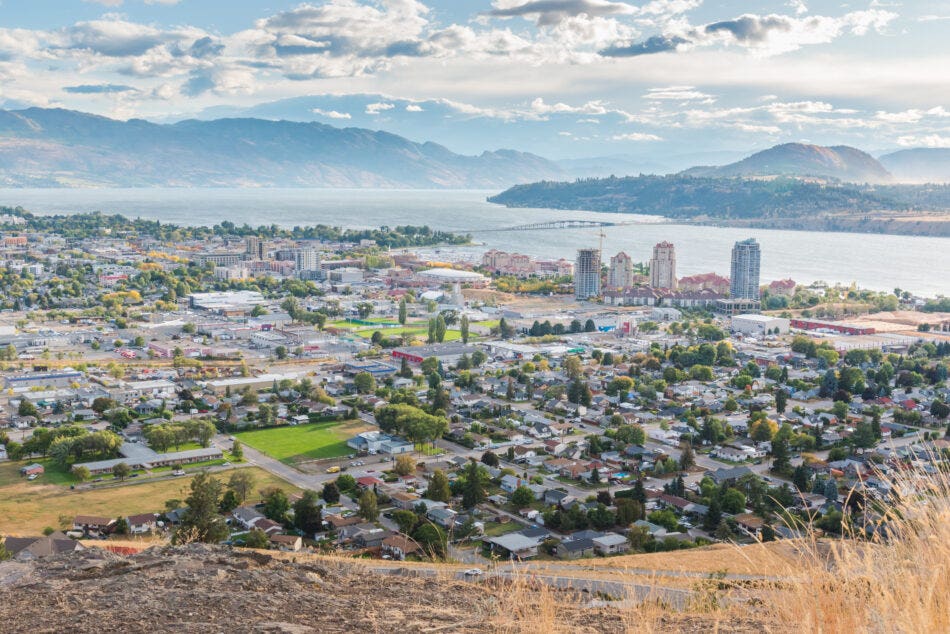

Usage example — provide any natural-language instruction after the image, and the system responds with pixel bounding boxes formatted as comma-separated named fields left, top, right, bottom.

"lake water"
left=1, top=188, right=947, bottom=297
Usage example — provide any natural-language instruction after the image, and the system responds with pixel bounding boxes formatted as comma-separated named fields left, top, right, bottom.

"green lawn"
left=235, top=420, right=373, bottom=464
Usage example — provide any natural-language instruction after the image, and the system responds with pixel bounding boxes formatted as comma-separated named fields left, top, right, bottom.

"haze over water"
left=3, top=188, right=948, bottom=297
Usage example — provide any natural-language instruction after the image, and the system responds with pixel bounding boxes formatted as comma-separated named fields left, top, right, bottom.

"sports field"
left=235, top=419, right=373, bottom=464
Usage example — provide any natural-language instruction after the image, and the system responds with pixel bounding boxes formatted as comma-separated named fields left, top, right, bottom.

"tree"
left=720, top=488, right=746, bottom=514
left=461, top=460, right=489, bottom=508
left=771, top=436, right=791, bottom=473
left=112, top=462, right=131, bottom=482
left=930, top=399, right=950, bottom=420
left=775, top=389, right=788, bottom=414
left=219, top=489, right=240, bottom=513
left=262, top=488, right=290, bottom=524
left=412, top=523, right=447, bottom=559
left=392, top=509, right=418, bottom=535
left=73, top=465, right=90, bottom=482
left=584, top=319, right=596, bottom=332
left=244, top=528, right=270, bottom=549
left=563, top=355, right=583, bottom=379
left=321, top=481, right=340, bottom=504
left=749, top=418, right=778, bottom=442
left=460, top=314, right=470, bottom=344
left=176, top=472, right=228, bottom=544
left=792, top=465, right=811, bottom=492
left=227, top=470, right=256, bottom=503
left=293, top=490, right=324, bottom=535
left=481, top=450, right=499, bottom=467
left=435, top=315, right=447, bottom=343
left=394, top=454, right=416, bottom=476
left=398, top=298, right=408, bottom=325
left=354, top=372, right=376, bottom=394
left=231, top=440, right=244, bottom=461
left=824, top=479, right=839, bottom=501
left=425, top=469, right=451, bottom=502
left=18, top=400, right=37, bottom=418
left=678, top=443, right=695, bottom=471
left=703, top=497, right=722, bottom=531
left=358, top=489, right=379, bottom=521
left=820, top=369, right=839, bottom=398
left=511, top=486, right=535, bottom=508
left=113, top=517, right=129, bottom=535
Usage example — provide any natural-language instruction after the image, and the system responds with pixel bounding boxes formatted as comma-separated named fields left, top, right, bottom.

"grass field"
left=235, top=419, right=373, bottom=464
left=0, top=464, right=297, bottom=535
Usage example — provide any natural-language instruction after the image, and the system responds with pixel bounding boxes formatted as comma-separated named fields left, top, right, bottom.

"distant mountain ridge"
left=878, top=148, right=950, bottom=183
left=0, top=107, right=564, bottom=188
left=681, top=143, right=892, bottom=183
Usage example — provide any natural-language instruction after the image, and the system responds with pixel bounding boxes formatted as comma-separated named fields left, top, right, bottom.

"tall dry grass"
left=763, top=464, right=950, bottom=633
left=491, top=463, right=950, bottom=633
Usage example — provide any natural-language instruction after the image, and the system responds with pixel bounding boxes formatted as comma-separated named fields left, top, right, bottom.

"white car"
left=463, top=568, right=483, bottom=576
left=27, top=474, right=38, bottom=481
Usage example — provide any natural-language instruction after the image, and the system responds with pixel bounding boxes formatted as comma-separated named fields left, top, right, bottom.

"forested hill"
left=486, top=175, right=907, bottom=219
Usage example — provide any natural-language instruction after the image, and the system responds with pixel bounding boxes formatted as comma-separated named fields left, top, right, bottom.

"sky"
left=0, top=0, right=947, bottom=159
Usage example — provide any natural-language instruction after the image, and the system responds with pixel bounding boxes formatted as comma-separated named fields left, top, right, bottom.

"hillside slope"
left=879, top=148, right=950, bottom=183
left=682, top=143, right=892, bottom=183
left=0, top=108, right=564, bottom=188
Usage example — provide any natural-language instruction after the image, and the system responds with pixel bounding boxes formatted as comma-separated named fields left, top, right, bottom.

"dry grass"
left=488, top=464, right=950, bottom=633
left=0, top=467, right=298, bottom=534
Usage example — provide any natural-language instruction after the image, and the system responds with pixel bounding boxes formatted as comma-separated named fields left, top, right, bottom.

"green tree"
left=775, top=389, right=788, bottom=414
left=460, top=314, right=470, bottom=344
left=434, top=315, right=447, bottom=343
left=678, top=443, right=695, bottom=471
left=293, top=490, right=324, bottom=534
left=262, top=488, right=290, bottom=524
left=112, top=462, right=131, bottom=482
left=398, top=298, right=407, bottom=325
left=73, top=465, right=90, bottom=482
left=721, top=488, right=747, bottom=514
left=227, top=470, right=256, bottom=503
left=412, top=523, right=447, bottom=559
left=461, top=460, right=489, bottom=508
left=176, top=472, right=228, bottom=544
left=231, top=440, right=244, bottom=461
left=354, top=372, right=376, bottom=394
left=219, top=489, right=240, bottom=513
left=394, top=453, right=416, bottom=476
left=510, top=486, right=535, bottom=508
left=425, top=469, right=451, bottom=502
left=321, top=481, right=340, bottom=504
left=392, top=509, right=418, bottom=534
left=358, top=489, right=379, bottom=521
left=244, top=528, right=270, bottom=549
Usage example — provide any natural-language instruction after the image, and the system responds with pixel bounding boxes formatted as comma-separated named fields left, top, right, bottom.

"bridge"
left=465, top=219, right=637, bottom=233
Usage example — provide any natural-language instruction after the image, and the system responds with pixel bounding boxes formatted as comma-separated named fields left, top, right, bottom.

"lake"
left=1, top=188, right=947, bottom=297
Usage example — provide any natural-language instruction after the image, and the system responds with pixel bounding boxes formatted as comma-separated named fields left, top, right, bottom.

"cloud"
left=612, top=132, right=662, bottom=141
left=365, top=102, right=394, bottom=114
left=644, top=85, right=714, bottom=101
left=63, top=83, right=136, bottom=93
left=600, top=9, right=897, bottom=57
left=405, top=104, right=423, bottom=112
left=487, top=0, right=637, bottom=27
left=896, top=134, right=950, bottom=148
left=312, top=107, right=351, bottom=119
left=599, top=35, right=686, bottom=57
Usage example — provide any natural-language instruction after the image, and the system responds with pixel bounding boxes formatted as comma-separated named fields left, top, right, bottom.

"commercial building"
left=732, top=314, right=790, bottom=336
left=574, top=248, right=601, bottom=300
left=607, top=252, right=633, bottom=289
left=416, top=267, right=487, bottom=286
left=245, top=236, right=265, bottom=260
left=650, top=242, right=677, bottom=290
left=730, top=238, right=761, bottom=300
left=391, top=342, right=478, bottom=365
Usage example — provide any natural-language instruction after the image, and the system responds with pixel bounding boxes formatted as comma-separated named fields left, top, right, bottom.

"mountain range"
left=0, top=108, right=564, bottom=189
left=0, top=107, right=948, bottom=188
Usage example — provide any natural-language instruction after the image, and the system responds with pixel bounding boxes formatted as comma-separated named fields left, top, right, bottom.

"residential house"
left=592, top=533, right=630, bottom=555
left=73, top=515, right=115, bottom=536
left=270, top=534, right=303, bottom=552
left=382, top=534, right=421, bottom=561
left=557, top=537, right=595, bottom=559
left=126, top=513, right=159, bottom=534
left=2, top=533, right=84, bottom=560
